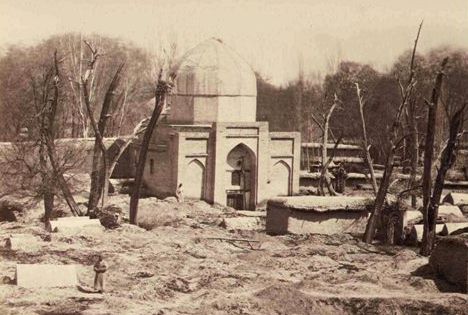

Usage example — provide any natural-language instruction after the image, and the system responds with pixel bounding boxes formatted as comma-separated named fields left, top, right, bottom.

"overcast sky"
left=1, top=0, right=467, bottom=85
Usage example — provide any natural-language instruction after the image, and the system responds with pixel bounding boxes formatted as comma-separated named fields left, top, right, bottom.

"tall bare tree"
left=311, top=94, right=342, bottom=196
left=420, top=58, right=466, bottom=255
left=363, top=22, right=422, bottom=243
left=355, top=83, right=378, bottom=194
left=129, top=71, right=174, bottom=224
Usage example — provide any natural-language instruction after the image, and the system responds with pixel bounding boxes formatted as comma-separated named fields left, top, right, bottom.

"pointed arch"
left=185, top=159, right=205, bottom=199
left=226, top=143, right=257, bottom=210
left=227, top=143, right=255, bottom=169
left=270, top=160, right=291, bottom=197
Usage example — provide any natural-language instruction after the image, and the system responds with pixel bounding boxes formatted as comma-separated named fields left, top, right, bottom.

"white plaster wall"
left=216, top=96, right=256, bottom=122
left=168, top=95, right=256, bottom=123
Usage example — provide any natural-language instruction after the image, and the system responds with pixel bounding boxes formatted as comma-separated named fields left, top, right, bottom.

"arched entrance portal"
left=226, top=144, right=256, bottom=210
left=270, top=160, right=291, bottom=197
left=185, top=159, right=205, bottom=199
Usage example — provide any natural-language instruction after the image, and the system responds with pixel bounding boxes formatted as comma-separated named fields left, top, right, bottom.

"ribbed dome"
left=173, top=38, right=257, bottom=96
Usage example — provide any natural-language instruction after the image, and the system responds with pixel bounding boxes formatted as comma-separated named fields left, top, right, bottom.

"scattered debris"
left=134, top=271, right=155, bottom=278
left=0, top=199, right=24, bottom=222
left=96, top=205, right=123, bottom=229
left=204, top=237, right=261, bottom=250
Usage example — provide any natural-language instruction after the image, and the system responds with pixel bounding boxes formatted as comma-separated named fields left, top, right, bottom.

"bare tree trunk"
left=129, top=72, right=173, bottom=224
left=420, top=58, right=449, bottom=256
left=81, top=41, right=124, bottom=211
left=355, top=83, right=378, bottom=195
left=420, top=107, right=464, bottom=255
left=363, top=147, right=395, bottom=243
left=43, top=192, right=54, bottom=224
left=318, top=96, right=339, bottom=196
left=108, top=119, right=147, bottom=177
left=39, top=130, right=55, bottom=225
left=43, top=51, right=81, bottom=216
left=407, top=99, right=419, bottom=207
left=362, top=21, right=423, bottom=243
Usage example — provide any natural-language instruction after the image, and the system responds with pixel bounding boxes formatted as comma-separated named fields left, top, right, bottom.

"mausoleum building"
left=141, top=38, right=301, bottom=209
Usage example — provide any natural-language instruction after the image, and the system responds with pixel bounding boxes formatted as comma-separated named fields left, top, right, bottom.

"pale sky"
left=1, top=0, right=467, bottom=85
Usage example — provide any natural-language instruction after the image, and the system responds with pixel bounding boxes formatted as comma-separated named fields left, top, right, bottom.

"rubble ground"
left=1, top=194, right=467, bottom=315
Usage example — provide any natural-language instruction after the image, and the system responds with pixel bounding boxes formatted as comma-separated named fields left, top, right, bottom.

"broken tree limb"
left=204, top=237, right=260, bottom=243
left=44, top=51, right=81, bottom=216
left=204, top=237, right=261, bottom=250
left=355, top=83, right=378, bottom=195
left=81, top=40, right=125, bottom=210
left=362, top=22, right=423, bottom=244
left=421, top=99, right=465, bottom=256
left=318, top=95, right=341, bottom=196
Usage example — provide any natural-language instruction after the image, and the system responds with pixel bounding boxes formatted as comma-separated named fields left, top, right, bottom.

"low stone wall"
left=266, top=196, right=372, bottom=235
left=429, top=236, right=468, bottom=293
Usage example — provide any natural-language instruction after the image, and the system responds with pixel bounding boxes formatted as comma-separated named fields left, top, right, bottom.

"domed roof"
left=172, top=38, right=257, bottom=96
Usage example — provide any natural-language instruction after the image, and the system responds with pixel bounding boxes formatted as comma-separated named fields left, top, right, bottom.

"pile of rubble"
left=404, top=192, right=468, bottom=244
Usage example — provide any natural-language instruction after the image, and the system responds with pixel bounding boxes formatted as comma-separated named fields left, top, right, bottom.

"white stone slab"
left=410, top=224, right=445, bottom=243
left=443, top=193, right=468, bottom=206
left=442, top=223, right=468, bottom=236
left=16, top=264, right=78, bottom=288
left=402, top=210, right=423, bottom=227
left=57, top=216, right=91, bottom=221
left=49, top=218, right=102, bottom=234
left=5, top=234, right=41, bottom=252
left=438, top=205, right=464, bottom=220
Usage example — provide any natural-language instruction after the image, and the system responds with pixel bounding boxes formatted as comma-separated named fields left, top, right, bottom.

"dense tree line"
left=257, top=46, right=468, bottom=162
left=1, top=35, right=467, bottom=164
left=0, top=33, right=154, bottom=141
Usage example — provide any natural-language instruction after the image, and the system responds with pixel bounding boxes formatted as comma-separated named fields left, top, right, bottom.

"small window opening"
left=231, top=170, right=241, bottom=186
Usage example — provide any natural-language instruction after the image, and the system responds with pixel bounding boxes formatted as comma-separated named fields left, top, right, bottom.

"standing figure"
left=175, top=183, right=184, bottom=202
left=332, top=163, right=348, bottom=194
left=93, top=254, right=107, bottom=293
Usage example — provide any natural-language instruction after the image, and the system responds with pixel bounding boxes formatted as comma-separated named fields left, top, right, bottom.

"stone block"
left=408, top=224, right=445, bottom=244
left=429, top=236, right=468, bottom=293
left=48, top=218, right=103, bottom=234
left=5, top=234, right=41, bottom=252
left=443, top=192, right=468, bottom=206
left=442, top=223, right=468, bottom=236
left=266, top=196, right=371, bottom=235
left=16, top=264, right=78, bottom=288
left=402, top=210, right=423, bottom=227
left=438, top=205, right=465, bottom=221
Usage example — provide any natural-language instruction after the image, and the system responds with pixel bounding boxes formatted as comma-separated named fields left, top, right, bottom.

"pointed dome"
left=168, top=39, right=258, bottom=124
left=173, top=38, right=257, bottom=96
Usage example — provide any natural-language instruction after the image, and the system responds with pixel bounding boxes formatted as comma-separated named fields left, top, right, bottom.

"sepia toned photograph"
left=0, top=1, right=467, bottom=314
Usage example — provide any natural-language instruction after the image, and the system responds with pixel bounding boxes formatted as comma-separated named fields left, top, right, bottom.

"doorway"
left=226, top=143, right=256, bottom=210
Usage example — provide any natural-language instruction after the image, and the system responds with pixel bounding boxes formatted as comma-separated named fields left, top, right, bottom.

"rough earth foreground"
left=1, top=196, right=467, bottom=315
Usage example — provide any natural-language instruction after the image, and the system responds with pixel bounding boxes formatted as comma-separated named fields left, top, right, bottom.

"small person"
left=175, top=183, right=184, bottom=202
left=93, top=254, right=107, bottom=293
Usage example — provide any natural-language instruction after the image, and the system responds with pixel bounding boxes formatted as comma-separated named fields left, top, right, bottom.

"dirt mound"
left=256, top=284, right=467, bottom=315
left=1, top=196, right=468, bottom=314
